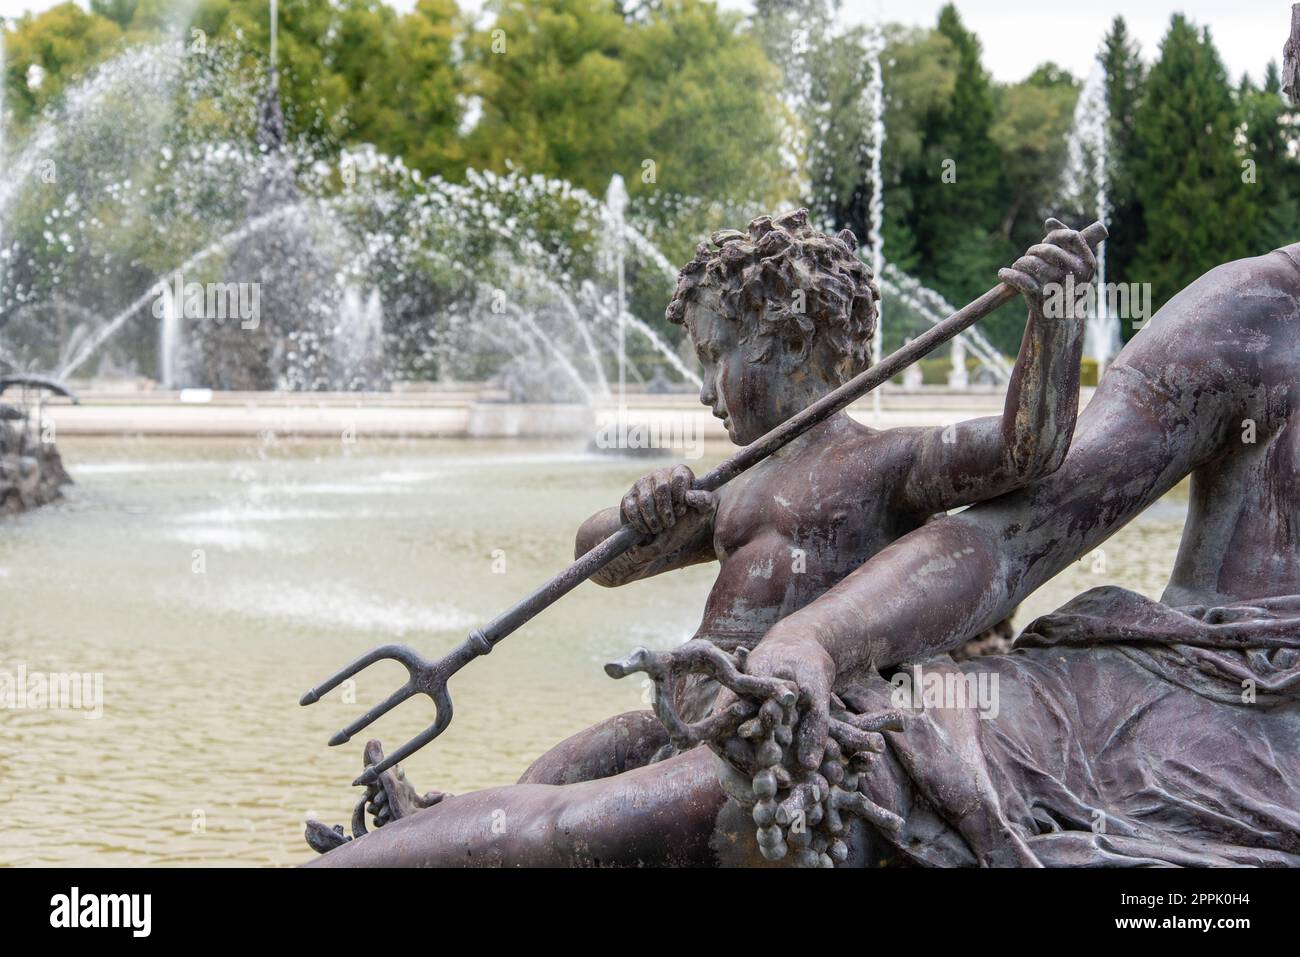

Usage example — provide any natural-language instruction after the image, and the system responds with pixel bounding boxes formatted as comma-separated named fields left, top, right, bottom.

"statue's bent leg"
left=304, top=746, right=743, bottom=867
left=517, top=710, right=670, bottom=785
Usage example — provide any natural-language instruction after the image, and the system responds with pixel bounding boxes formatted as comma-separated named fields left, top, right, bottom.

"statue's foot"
left=304, top=820, right=351, bottom=854
left=361, top=739, right=450, bottom=827
left=303, top=739, right=451, bottom=854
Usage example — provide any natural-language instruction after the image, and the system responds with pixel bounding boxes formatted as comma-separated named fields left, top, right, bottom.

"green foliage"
left=1131, top=16, right=1258, bottom=308
left=990, top=68, right=1078, bottom=253
left=4, top=3, right=124, bottom=124
left=1099, top=15, right=1145, bottom=315
left=890, top=7, right=1015, bottom=349
left=1237, top=63, right=1299, bottom=254
left=90, top=0, right=139, bottom=30
left=465, top=0, right=793, bottom=207
left=5, top=1, right=1299, bottom=374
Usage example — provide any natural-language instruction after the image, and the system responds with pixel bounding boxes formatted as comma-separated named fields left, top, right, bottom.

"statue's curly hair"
left=665, top=208, right=879, bottom=383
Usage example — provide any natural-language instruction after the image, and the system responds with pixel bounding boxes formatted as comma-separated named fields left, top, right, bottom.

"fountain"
left=863, top=19, right=887, bottom=418
left=1065, top=64, right=1119, bottom=371
left=0, top=32, right=698, bottom=405
left=606, top=174, right=629, bottom=405
left=156, top=281, right=183, bottom=388
left=0, top=0, right=1022, bottom=419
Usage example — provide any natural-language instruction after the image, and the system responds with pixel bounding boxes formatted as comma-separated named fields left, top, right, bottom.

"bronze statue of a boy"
left=307, top=208, right=1097, bottom=866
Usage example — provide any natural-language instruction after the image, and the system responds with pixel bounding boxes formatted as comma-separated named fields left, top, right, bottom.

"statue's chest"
left=713, top=459, right=886, bottom=567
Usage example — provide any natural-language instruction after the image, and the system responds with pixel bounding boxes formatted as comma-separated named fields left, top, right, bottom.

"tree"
left=1237, top=62, right=1300, bottom=255
left=909, top=6, right=1013, bottom=344
left=326, top=0, right=465, bottom=179
left=465, top=0, right=792, bottom=208
left=3, top=4, right=123, bottom=126
left=89, top=0, right=139, bottom=30
left=752, top=0, right=862, bottom=237
left=990, top=65, right=1078, bottom=254
left=877, top=24, right=959, bottom=277
left=1132, top=16, right=1255, bottom=307
left=1098, top=15, right=1145, bottom=332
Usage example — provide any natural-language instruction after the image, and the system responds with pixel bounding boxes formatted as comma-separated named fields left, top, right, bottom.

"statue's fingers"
left=848, top=708, right=906, bottom=733
left=840, top=791, right=905, bottom=835
left=652, top=476, right=676, bottom=530
left=1024, top=243, right=1078, bottom=276
left=793, top=667, right=830, bottom=772
left=1072, top=230, right=1098, bottom=274
left=684, top=490, right=714, bottom=513
left=829, top=719, right=884, bottom=754
left=620, top=488, right=643, bottom=531
left=634, top=478, right=661, bottom=533
left=669, top=465, right=693, bottom=514
left=998, top=267, right=1041, bottom=300
left=1044, top=221, right=1097, bottom=273
left=1014, top=258, right=1063, bottom=292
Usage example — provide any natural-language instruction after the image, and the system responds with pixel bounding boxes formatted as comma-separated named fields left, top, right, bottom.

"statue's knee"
left=518, top=710, right=669, bottom=785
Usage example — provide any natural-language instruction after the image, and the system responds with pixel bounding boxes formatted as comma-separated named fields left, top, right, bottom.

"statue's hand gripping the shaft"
left=306, top=209, right=1099, bottom=867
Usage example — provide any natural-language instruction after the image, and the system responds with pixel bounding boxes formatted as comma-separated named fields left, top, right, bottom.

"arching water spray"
left=864, top=18, right=886, bottom=420
left=1065, top=64, right=1117, bottom=371
left=157, top=282, right=181, bottom=387
left=58, top=199, right=325, bottom=379
left=606, top=175, right=629, bottom=406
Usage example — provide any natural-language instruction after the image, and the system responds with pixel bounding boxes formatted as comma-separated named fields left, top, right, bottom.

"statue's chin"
left=725, top=419, right=766, bottom=445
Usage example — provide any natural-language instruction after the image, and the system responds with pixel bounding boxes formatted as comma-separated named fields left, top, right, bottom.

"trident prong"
left=301, top=636, right=482, bottom=786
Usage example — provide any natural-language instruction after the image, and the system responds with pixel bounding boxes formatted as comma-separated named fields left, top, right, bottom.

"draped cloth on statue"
left=852, top=587, right=1300, bottom=866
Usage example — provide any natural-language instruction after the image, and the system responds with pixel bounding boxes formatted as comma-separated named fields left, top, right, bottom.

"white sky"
left=743, top=0, right=1294, bottom=84
left=0, top=0, right=1291, bottom=85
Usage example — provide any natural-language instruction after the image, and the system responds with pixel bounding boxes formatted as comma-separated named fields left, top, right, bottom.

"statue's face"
left=684, top=288, right=807, bottom=445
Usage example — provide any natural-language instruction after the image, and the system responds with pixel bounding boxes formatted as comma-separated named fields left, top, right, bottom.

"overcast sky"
left=0, top=0, right=1291, bottom=85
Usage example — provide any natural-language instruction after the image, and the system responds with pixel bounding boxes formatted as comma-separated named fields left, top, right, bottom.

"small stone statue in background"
left=0, top=375, right=76, bottom=515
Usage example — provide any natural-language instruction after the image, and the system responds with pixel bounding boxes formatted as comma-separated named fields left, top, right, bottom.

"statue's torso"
left=692, top=418, right=926, bottom=646
left=1159, top=243, right=1300, bottom=605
